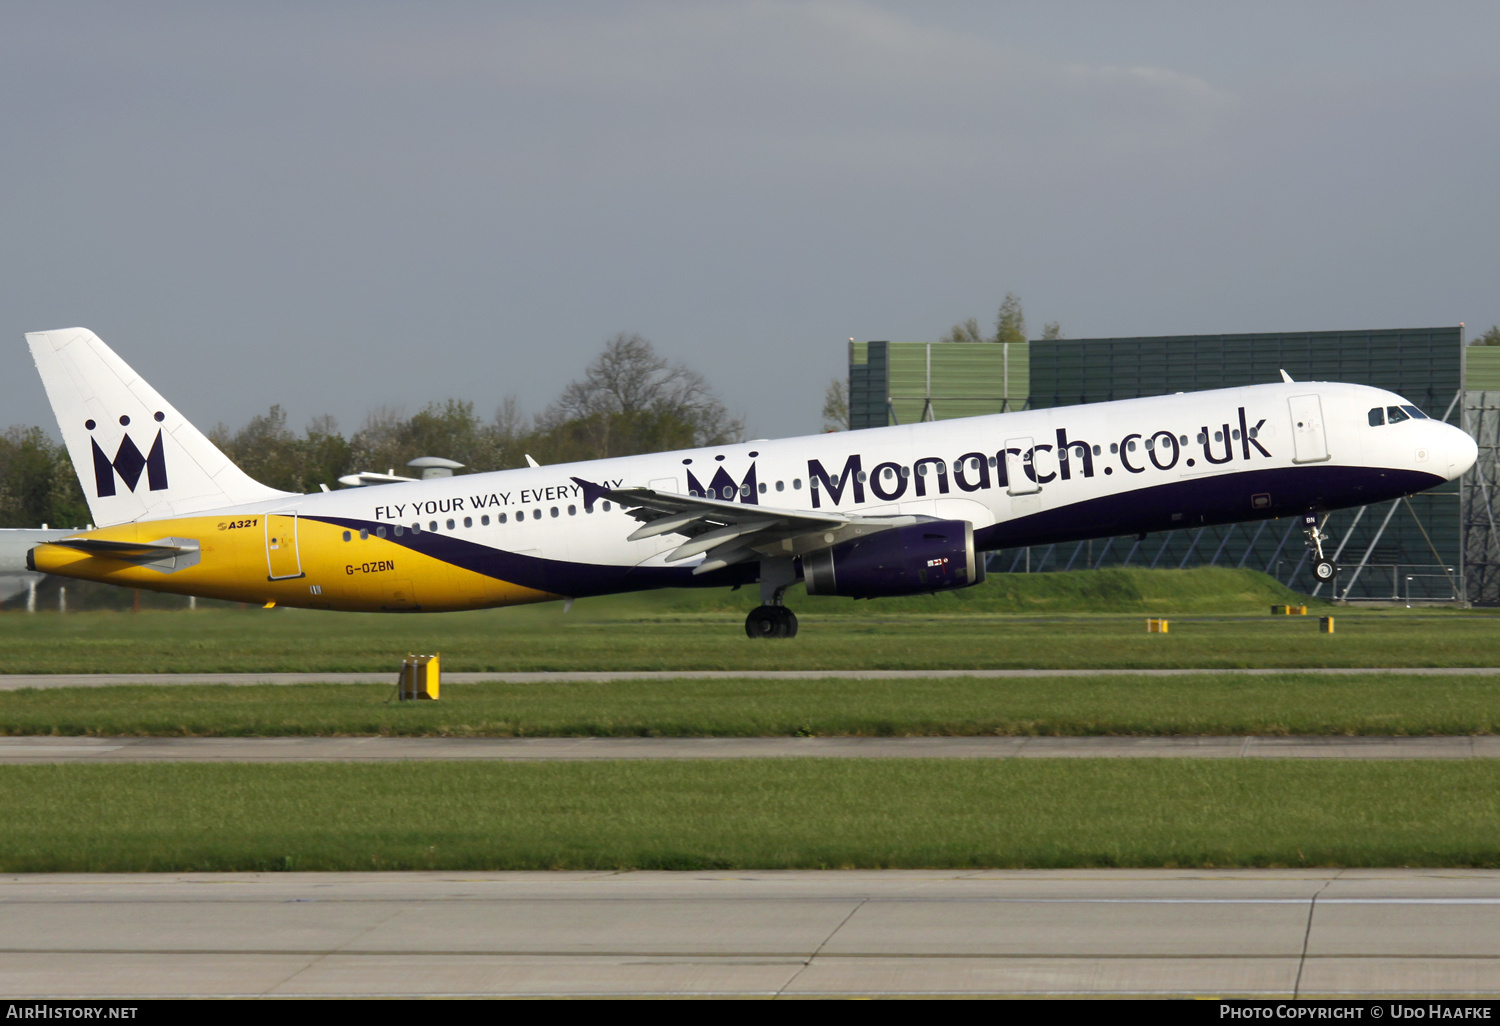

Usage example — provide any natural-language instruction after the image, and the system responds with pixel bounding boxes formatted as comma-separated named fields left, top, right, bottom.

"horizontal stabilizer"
left=45, top=537, right=188, bottom=561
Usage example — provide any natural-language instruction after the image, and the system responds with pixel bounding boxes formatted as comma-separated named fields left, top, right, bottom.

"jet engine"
left=801, top=519, right=985, bottom=599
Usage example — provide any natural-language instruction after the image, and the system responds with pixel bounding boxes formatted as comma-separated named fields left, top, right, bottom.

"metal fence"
left=1462, top=390, right=1500, bottom=606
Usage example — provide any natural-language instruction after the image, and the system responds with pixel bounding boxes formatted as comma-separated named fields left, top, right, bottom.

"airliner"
left=24, top=327, right=1478, bottom=637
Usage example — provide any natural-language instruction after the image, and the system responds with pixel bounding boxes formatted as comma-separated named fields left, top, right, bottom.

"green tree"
left=212, top=405, right=302, bottom=492
left=995, top=292, right=1027, bottom=345
left=1473, top=325, right=1500, bottom=346
left=821, top=378, right=849, bottom=431
left=0, top=426, right=86, bottom=528
left=938, top=294, right=1060, bottom=345
left=939, top=317, right=986, bottom=344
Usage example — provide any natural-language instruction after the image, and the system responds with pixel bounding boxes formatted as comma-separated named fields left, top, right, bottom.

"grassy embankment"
left=7, top=672, right=1500, bottom=737
left=0, top=567, right=1491, bottom=674
left=3, top=760, right=1500, bottom=872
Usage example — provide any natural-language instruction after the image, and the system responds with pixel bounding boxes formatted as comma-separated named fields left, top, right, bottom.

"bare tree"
left=536, top=333, right=743, bottom=460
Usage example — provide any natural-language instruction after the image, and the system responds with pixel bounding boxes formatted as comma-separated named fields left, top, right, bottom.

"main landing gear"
left=746, top=604, right=799, bottom=638
left=746, top=557, right=799, bottom=639
left=1304, top=513, right=1337, bottom=582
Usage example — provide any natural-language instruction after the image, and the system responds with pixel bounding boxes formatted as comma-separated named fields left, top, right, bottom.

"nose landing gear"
left=1304, top=513, right=1336, bottom=582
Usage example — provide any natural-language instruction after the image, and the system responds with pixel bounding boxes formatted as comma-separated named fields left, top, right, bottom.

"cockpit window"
left=1401, top=405, right=1428, bottom=420
left=1387, top=406, right=1410, bottom=424
left=1368, top=407, right=1385, bottom=427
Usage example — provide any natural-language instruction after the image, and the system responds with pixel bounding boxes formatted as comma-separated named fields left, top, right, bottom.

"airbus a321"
left=24, top=327, right=1478, bottom=637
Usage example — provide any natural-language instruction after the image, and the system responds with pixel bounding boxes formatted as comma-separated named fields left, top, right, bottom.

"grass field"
left=5, top=567, right=1493, bottom=873
left=3, top=760, right=1498, bottom=872
left=8, top=673, right=1500, bottom=737
left=0, top=567, right=1492, bottom=673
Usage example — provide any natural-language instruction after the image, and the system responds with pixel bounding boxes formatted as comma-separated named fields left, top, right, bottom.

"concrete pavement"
left=4, top=870, right=1500, bottom=997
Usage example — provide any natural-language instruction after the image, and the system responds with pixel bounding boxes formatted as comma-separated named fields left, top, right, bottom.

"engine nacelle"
left=802, top=519, right=985, bottom=599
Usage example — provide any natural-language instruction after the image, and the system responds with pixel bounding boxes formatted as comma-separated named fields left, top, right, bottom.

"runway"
left=4, top=667, right=1500, bottom=689
left=4, top=734, right=1500, bottom=761
left=4, top=870, right=1500, bottom=997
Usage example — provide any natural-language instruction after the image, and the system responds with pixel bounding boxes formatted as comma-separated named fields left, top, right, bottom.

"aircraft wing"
left=571, top=477, right=921, bottom=574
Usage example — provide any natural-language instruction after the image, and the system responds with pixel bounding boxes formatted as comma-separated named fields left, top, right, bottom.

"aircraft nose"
left=1448, top=425, right=1478, bottom=479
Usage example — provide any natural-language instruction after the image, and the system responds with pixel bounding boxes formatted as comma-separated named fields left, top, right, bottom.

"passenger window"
left=1402, top=405, right=1427, bottom=420
left=481, top=516, right=489, bottom=526
left=568, top=505, right=576, bottom=516
left=376, top=527, right=386, bottom=539
left=342, top=531, right=351, bottom=542
left=430, top=521, right=438, bottom=532
left=498, top=513, right=507, bottom=524
left=464, top=517, right=472, bottom=528
left=793, top=480, right=801, bottom=489
left=411, top=524, right=420, bottom=533
left=776, top=481, right=784, bottom=491
left=1091, top=445, right=1101, bottom=456
left=550, top=507, right=559, bottom=518
left=534, top=508, right=542, bottom=519
left=445, top=519, right=454, bottom=530
left=1369, top=408, right=1384, bottom=426
left=603, top=501, right=611, bottom=511
left=360, top=529, right=369, bottom=540
left=1387, top=406, right=1410, bottom=424
left=394, top=526, right=404, bottom=537
left=758, top=483, right=767, bottom=494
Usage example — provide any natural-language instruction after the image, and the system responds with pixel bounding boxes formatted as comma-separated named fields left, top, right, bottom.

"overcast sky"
left=3, top=1, right=1496, bottom=445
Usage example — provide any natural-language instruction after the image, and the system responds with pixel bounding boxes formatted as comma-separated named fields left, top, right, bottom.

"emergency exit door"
left=1005, top=438, right=1041, bottom=495
left=1288, top=394, right=1331, bottom=464
left=265, top=513, right=305, bottom=580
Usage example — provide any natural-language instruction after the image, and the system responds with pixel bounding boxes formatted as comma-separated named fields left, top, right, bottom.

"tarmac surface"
left=5, top=734, right=1500, bottom=762
left=4, top=667, right=1500, bottom=689
left=5, top=870, right=1500, bottom=997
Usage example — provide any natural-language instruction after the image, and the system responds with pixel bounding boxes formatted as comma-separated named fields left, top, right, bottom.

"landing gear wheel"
left=745, top=605, right=798, bottom=639
left=1313, top=559, right=1336, bottom=582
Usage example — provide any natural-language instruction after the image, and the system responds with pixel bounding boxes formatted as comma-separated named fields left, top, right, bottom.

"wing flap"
left=573, top=476, right=927, bottom=571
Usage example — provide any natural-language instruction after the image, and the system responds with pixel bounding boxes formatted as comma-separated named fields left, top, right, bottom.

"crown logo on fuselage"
left=686, top=461, right=758, bottom=504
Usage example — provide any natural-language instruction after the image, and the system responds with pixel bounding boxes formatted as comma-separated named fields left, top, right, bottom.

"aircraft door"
left=1288, top=395, right=1331, bottom=464
left=265, top=513, right=305, bottom=580
left=1004, top=438, right=1041, bottom=495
